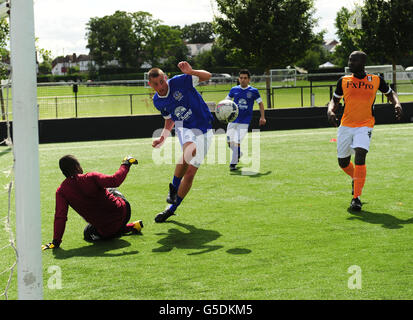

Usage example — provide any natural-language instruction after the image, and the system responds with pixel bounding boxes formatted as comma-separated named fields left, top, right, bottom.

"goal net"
left=144, top=72, right=150, bottom=88
left=0, top=79, right=17, bottom=300
left=270, top=68, right=297, bottom=87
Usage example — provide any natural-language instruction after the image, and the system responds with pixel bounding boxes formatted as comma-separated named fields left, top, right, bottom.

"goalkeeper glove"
left=41, top=240, right=60, bottom=251
left=122, top=156, right=138, bottom=166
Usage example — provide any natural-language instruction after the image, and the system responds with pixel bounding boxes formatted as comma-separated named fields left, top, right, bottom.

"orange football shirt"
left=334, top=74, right=391, bottom=128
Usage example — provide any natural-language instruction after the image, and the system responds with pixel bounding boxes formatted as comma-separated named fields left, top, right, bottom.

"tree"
left=86, top=11, right=161, bottom=69
left=37, top=48, right=53, bottom=74
left=295, top=31, right=330, bottom=71
left=86, top=11, right=135, bottom=68
left=35, top=37, right=54, bottom=75
left=360, top=0, right=413, bottom=90
left=146, top=24, right=188, bottom=70
left=0, top=18, right=9, bottom=79
left=86, top=11, right=191, bottom=70
left=333, top=1, right=413, bottom=90
left=129, top=11, right=161, bottom=67
left=214, top=0, right=318, bottom=107
left=192, top=40, right=233, bottom=70
left=181, top=22, right=215, bottom=43
left=331, top=7, right=363, bottom=67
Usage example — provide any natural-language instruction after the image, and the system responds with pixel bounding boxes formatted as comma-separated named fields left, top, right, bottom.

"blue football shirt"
left=153, top=74, right=213, bottom=133
left=227, top=85, right=262, bottom=124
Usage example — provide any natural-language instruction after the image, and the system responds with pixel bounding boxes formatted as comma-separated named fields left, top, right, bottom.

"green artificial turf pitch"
left=0, top=123, right=412, bottom=300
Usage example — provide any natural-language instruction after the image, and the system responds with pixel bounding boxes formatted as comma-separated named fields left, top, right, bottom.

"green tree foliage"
left=86, top=11, right=160, bottom=68
left=191, top=35, right=248, bottom=72
left=146, top=24, right=188, bottom=70
left=331, top=7, right=363, bottom=67
left=129, top=11, right=161, bottom=67
left=37, top=45, right=53, bottom=75
left=0, top=18, right=9, bottom=79
left=192, top=40, right=233, bottom=70
left=214, top=0, right=317, bottom=70
left=86, top=11, right=188, bottom=70
left=86, top=11, right=137, bottom=68
left=295, top=31, right=331, bottom=71
left=181, top=22, right=215, bottom=43
left=214, top=0, right=318, bottom=106
left=333, top=1, right=413, bottom=89
left=360, top=0, right=413, bottom=86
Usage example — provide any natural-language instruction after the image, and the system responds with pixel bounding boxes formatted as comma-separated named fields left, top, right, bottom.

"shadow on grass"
left=230, top=169, right=272, bottom=178
left=52, top=238, right=139, bottom=259
left=153, top=221, right=252, bottom=255
left=226, top=248, right=252, bottom=254
left=347, top=208, right=413, bottom=229
left=153, top=221, right=222, bottom=255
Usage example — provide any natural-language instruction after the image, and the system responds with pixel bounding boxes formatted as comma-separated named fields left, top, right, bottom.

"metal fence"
left=1, top=73, right=413, bottom=120
left=37, top=92, right=156, bottom=118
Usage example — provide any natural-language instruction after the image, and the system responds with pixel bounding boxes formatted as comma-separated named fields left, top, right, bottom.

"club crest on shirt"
left=247, top=92, right=252, bottom=99
left=173, top=91, right=183, bottom=101
left=367, top=75, right=372, bottom=82
left=238, top=98, right=248, bottom=110
left=174, top=106, right=192, bottom=121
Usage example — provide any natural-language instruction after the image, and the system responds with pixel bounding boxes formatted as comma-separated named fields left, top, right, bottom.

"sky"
left=32, top=0, right=361, bottom=58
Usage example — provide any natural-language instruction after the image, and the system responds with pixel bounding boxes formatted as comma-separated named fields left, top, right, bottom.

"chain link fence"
left=1, top=72, right=413, bottom=120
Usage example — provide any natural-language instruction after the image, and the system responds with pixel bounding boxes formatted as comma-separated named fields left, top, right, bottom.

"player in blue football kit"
left=225, top=69, right=266, bottom=171
left=148, top=61, right=213, bottom=222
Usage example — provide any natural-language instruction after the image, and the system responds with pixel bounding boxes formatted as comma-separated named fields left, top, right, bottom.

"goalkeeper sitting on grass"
left=42, top=155, right=142, bottom=250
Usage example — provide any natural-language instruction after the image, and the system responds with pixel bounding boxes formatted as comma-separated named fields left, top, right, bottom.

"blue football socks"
left=172, top=175, right=182, bottom=189
left=169, top=196, right=183, bottom=212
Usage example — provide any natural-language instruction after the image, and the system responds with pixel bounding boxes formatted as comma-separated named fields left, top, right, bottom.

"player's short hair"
left=148, top=68, right=165, bottom=80
left=239, top=69, right=251, bottom=78
left=350, top=51, right=367, bottom=64
left=59, top=155, right=82, bottom=178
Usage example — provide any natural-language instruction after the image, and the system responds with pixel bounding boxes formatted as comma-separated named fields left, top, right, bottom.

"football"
left=215, top=99, right=239, bottom=123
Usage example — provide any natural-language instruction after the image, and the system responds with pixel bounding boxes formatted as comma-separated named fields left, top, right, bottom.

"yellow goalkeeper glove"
left=41, top=240, right=59, bottom=250
left=122, top=156, right=138, bottom=166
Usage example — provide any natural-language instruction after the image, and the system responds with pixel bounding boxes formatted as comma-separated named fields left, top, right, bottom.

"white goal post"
left=9, top=0, right=43, bottom=300
left=270, top=68, right=297, bottom=87
left=144, top=72, right=149, bottom=88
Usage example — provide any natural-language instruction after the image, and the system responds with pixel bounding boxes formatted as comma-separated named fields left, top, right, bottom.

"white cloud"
left=313, top=0, right=356, bottom=39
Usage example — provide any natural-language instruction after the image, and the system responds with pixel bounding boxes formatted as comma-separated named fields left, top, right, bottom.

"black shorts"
left=83, top=189, right=131, bottom=242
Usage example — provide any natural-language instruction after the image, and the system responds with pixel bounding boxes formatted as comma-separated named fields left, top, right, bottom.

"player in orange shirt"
left=327, top=51, right=403, bottom=211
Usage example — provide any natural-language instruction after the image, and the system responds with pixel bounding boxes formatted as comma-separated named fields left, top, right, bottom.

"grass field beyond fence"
left=1, top=123, right=413, bottom=300
left=1, top=78, right=413, bottom=120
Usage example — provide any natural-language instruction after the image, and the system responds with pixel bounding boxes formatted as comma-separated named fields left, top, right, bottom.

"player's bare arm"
left=177, top=61, right=211, bottom=83
left=327, top=96, right=341, bottom=126
left=258, top=101, right=266, bottom=126
left=152, top=118, right=175, bottom=148
left=385, top=90, right=403, bottom=120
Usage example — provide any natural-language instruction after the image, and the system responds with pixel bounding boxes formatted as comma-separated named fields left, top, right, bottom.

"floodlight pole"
left=10, top=0, right=43, bottom=300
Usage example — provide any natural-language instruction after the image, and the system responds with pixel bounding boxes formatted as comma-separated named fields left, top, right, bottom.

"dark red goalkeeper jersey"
left=53, top=164, right=130, bottom=244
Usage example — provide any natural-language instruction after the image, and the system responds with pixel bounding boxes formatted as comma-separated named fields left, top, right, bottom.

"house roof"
left=186, top=43, right=213, bottom=56
left=323, top=39, right=340, bottom=53
left=324, top=39, right=339, bottom=46
left=52, top=53, right=91, bottom=68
